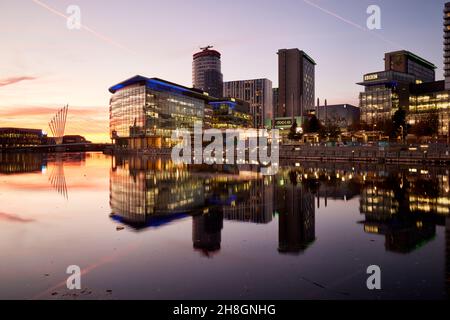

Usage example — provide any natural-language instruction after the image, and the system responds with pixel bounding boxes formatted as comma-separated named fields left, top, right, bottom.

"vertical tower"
left=445, top=3, right=450, bottom=90
left=277, top=48, right=316, bottom=118
left=192, top=46, right=223, bottom=98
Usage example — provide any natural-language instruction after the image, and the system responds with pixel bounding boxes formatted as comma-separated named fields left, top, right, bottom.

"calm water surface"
left=0, top=152, right=449, bottom=299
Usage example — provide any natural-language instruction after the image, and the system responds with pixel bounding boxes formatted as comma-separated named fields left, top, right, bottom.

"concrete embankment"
left=280, top=145, right=450, bottom=165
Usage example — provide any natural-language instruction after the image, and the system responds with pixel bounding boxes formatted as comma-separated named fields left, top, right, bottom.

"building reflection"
left=192, top=208, right=223, bottom=257
left=276, top=170, right=316, bottom=254
left=0, top=153, right=47, bottom=174
left=109, top=155, right=205, bottom=230
left=358, top=170, right=450, bottom=253
left=446, top=217, right=450, bottom=298
left=109, top=156, right=450, bottom=260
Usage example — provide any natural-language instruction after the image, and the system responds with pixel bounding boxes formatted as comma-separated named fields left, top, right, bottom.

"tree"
left=288, top=119, right=301, bottom=140
left=303, top=115, right=322, bottom=133
left=319, top=123, right=341, bottom=140
left=392, top=107, right=407, bottom=139
left=410, top=112, right=439, bottom=137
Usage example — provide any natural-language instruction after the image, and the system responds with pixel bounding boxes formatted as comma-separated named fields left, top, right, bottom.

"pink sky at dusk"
left=0, top=0, right=445, bottom=142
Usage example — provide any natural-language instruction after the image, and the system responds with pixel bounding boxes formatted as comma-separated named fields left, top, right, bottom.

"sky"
left=0, top=0, right=447, bottom=142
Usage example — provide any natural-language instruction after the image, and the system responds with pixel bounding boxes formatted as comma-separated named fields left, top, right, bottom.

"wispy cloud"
left=0, top=212, right=35, bottom=223
left=30, top=0, right=136, bottom=54
left=0, top=105, right=106, bottom=117
left=0, top=76, right=37, bottom=88
left=302, top=0, right=403, bottom=49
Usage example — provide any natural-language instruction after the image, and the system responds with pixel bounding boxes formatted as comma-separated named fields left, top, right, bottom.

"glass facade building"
left=409, top=81, right=450, bottom=137
left=358, top=71, right=417, bottom=125
left=109, top=76, right=211, bottom=149
left=209, top=99, right=253, bottom=129
left=223, top=78, right=273, bottom=128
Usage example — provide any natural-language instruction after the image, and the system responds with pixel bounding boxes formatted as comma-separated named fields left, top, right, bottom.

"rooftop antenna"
left=200, top=45, right=213, bottom=51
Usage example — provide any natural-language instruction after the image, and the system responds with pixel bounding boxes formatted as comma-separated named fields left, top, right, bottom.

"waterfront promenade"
left=280, top=144, right=450, bottom=165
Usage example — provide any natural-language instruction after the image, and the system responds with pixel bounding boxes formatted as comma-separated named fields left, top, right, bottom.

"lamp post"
left=399, top=125, right=404, bottom=144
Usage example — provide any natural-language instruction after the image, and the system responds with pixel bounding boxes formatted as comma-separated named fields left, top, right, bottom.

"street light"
left=399, top=125, right=404, bottom=143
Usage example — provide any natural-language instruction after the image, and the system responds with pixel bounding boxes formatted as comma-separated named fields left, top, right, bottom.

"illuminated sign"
left=364, top=73, right=379, bottom=81
left=274, top=119, right=293, bottom=127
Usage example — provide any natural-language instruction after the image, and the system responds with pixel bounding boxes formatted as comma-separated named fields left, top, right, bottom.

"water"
left=0, top=152, right=449, bottom=300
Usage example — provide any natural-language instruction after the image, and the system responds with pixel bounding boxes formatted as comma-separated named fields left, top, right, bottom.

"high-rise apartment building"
left=192, top=46, right=223, bottom=98
left=223, top=78, right=273, bottom=128
left=277, top=49, right=316, bottom=118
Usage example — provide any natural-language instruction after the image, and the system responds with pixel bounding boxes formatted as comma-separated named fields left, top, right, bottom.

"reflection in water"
left=0, top=153, right=47, bottom=174
left=276, top=171, right=315, bottom=254
left=1, top=153, right=450, bottom=299
left=192, top=209, right=223, bottom=256
left=447, top=218, right=450, bottom=297
left=49, top=155, right=68, bottom=199
left=0, top=153, right=90, bottom=200
left=109, top=156, right=450, bottom=259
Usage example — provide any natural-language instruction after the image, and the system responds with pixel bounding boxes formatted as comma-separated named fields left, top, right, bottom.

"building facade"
left=109, top=76, right=211, bottom=149
left=223, top=78, right=273, bottom=128
left=445, top=3, right=450, bottom=90
left=409, top=80, right=450, bottom=137
left=192, top=47, right=223, bottom=98
left=277, top=48, right=316, bottom=118
left=109, top=75, right=254, bottom=150
left=0, top=128, right=45, bottom=148
left=317, top=104, right=360, bottom=129
left=208, top=98, right=253, bottom=129
left=358, top=70, right=416, bottom=125
left=385, top=50, right=436, bottom=83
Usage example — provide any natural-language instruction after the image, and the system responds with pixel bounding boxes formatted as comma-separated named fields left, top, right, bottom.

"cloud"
left=0, top=76, right=38, bottom=88
left=0, top=212, right=35, bottom=223
left=0, top=105, right=106, bottom=117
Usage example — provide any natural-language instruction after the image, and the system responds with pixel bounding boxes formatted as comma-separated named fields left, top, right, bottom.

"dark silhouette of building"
left=276, top=173, right=316, bottom=254
left=277, top=49, right=316, bottom=118
left=62, top=135, right=90, bottom=144
left=192, top=208, right=223, bottom=257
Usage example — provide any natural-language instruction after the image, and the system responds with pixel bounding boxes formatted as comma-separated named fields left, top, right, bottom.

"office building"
left=358, top=51, right=436, bottom=126
left=384, top=50, right=436, bottom=83
left=109, top=75, right=211, bottom=149
left=192, top=46, right=223, bottom=98
left=277, top=48, right=316, bottom=118
left=409, top=80, right=450, bottom=137
left=223, top=78, right=273, bottom=128
left=317, top=104, right=360, bottom=129
left=208, top=98, right=253, bottom=129
left=0, top=127, right=46, bottom=148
